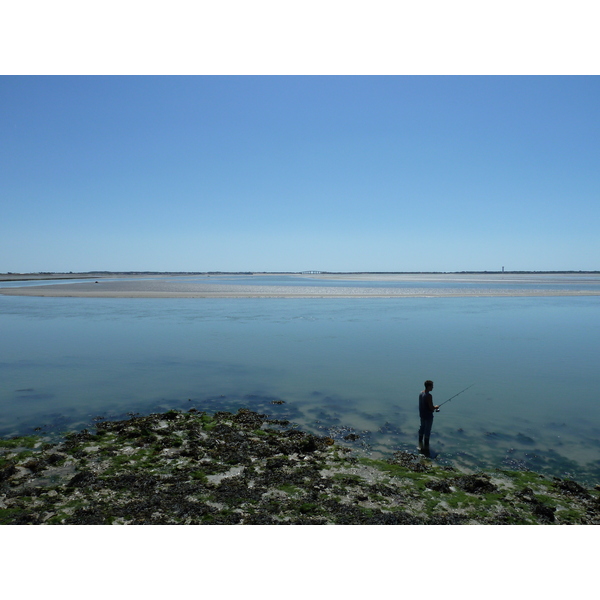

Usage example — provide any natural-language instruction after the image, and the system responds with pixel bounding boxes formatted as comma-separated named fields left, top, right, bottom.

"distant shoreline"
left=4, top=290, right=600, bottom=299
left=2, top=270, right=600, bottom=283
left=2, top=271, right=600, bottom=299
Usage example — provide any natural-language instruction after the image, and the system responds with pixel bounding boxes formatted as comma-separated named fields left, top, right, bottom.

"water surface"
left=1, top=275, right=599, bottom=484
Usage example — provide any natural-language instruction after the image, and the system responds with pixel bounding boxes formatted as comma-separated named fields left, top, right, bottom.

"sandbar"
left=2, top=274, right=600, bottom=299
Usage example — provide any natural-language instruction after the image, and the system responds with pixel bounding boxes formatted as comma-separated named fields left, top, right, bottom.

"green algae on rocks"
left=1, top=408, right=599, bottom=525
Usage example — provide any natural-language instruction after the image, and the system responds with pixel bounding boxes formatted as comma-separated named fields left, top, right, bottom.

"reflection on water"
left=1, top=285, right=599, bottom=485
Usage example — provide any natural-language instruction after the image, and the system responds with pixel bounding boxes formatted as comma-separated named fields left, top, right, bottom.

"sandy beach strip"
left=2, top=282, right=600, bottom=298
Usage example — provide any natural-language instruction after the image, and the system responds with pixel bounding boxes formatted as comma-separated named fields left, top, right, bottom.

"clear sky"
left=2, top=75, right=599, bottom=273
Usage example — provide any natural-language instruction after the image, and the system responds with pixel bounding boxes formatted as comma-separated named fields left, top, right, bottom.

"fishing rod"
left=435, top=384, right=475, bottom=411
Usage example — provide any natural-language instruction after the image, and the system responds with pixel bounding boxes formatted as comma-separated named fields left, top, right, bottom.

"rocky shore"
left=1, top=408, right=599, bottom=525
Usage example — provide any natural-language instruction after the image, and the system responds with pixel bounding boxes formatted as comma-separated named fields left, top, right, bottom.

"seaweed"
left=1, top=407, right=598, bottom=525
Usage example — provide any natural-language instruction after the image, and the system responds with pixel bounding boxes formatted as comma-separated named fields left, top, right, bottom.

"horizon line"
left=3, top=270, right=600, bottom=277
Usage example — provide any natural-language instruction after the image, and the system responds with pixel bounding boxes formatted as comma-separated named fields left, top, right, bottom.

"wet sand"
left=2, top=274, right=600, bottom=299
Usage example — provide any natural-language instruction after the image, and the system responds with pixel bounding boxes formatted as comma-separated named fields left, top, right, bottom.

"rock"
left=426, top=479, right=452, bottom=493
left=554, top=479, right=590, bottom=498
left=2, top=407, right=598, bottom=525
left=0, top=462, right=17, bottom=480
left=532, top=503, right=556, bottom=522
left=67, top=470, right=98, bottom=488
left=454, top=474, right=497, bottom=494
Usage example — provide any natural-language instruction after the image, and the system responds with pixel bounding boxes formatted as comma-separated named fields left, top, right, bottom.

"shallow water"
left=1, top=275, right=599, bottom=484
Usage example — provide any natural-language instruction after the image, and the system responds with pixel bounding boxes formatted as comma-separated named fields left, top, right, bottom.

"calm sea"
left=1, top=274, right=599, bottom=484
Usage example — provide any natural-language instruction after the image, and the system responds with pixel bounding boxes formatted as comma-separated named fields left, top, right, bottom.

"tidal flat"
left=2, top=408, right=599, bottom=525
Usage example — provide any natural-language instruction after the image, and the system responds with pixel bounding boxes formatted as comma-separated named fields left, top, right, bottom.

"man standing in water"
left=419, top=380, right=439, bottom=453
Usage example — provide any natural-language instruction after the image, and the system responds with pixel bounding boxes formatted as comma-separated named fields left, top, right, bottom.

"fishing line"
left=436, top=383, right=475, bottom=410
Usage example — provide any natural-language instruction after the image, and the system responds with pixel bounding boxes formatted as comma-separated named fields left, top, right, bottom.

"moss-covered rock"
left=1, top=408, right=599, bottom=525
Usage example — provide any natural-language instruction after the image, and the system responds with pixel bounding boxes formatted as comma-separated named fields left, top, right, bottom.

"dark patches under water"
left=2, top=388, right=600, bottom=487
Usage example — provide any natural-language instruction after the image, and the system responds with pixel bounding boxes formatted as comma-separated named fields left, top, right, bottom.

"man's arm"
left=427, top=394, right=439, bottom=412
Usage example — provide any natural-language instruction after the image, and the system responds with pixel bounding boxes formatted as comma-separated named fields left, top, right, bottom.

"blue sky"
left=2, top=76, right=599, bottom=272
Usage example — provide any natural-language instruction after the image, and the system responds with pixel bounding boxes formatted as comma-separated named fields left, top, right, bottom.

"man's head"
left=424, top=380, right=434, bottom=391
